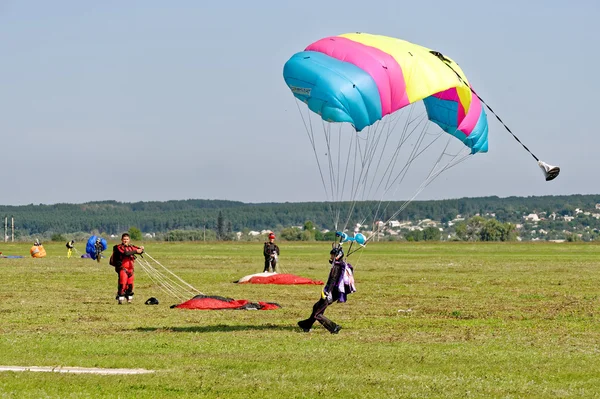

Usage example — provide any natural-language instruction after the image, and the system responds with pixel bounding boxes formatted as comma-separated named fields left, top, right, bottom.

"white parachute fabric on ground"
left=234, top=272, right=277, bottom=284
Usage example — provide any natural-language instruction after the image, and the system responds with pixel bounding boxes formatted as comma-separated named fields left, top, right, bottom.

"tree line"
left=1, top=194, right=598, bottom=240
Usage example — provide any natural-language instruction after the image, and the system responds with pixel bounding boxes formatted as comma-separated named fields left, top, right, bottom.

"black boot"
left=330, top=325, right=342, bottom=334
left=297, top=320, right=312, bottom=333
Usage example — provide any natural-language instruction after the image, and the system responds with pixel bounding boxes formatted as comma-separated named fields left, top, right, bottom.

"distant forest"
left=2, top=195, right=599, bottom=239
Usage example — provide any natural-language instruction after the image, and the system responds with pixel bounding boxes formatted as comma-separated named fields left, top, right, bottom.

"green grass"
left=1, top=241, right=599, bottom=398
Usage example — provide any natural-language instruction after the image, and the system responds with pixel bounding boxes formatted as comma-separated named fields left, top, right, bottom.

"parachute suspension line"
left=136, top=253, right=202, bottom=301
left=341, top=119, right=388, bottom=234
left=144, top=252, right=201, bottom=294
left=321, top=121, right=345, bottom=230
left=324, top=121, right=351, bottom=231
left=137, top=261, right=196, bottom=301
left=338, top=124, right=361, bottom=231
left=338, top=123, right=356, bottom=230
left=364, top=110, right=408, bottom=201
left=348, top=110, right=410, bottom=236
left=358, top=109, right=420, bottom=231
left=367, top=112, right=432, bottom=233
left=370, top=144, right=471, bottom=242
left=137, top=258, right=188, bottom=301
left=294, top=99, right=336, bottom=224
left=380, top=110, right=428, bottom=193
left=354, top=118, right=400, bottom=229
left=365, top=121, right=471, bottom=244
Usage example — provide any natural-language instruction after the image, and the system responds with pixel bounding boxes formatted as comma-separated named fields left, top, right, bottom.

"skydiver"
left=297, top=245, right=356, bottom=334
left=263, top=233, right=280, bottom=273
left=111, top=233, right=144, bottom=304
left=66, top=240, right=76, bottom=258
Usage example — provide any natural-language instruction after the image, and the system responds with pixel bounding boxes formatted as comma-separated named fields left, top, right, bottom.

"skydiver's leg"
left=271, top=258, right=277, bottom=272
left=315, top=309, right=340, bottom=333
left=298, top=298, right=329, bottom=332
left=125, top=270, right=134, bottom=303
left=116, top=268, right=128, bottom=303
left=263, top=258, right=270, bottom=273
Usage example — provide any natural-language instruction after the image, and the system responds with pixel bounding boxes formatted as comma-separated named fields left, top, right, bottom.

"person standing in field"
left=66, top=240, right=76, bottom=258
left=263, top=233, right=280, bottom=273
left=110, top=233, right=144, bottom=304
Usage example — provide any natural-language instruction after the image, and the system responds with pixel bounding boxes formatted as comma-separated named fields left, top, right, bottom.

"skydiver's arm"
left=324, top=262, right=343, bottom=294
left=119, top=245, right=142, bottom=256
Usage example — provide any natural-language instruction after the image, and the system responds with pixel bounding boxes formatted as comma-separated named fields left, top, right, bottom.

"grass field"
left=0, top=240, right=599, bottom=398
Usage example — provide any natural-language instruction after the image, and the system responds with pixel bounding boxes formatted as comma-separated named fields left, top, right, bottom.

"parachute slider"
left=335, top=231, right=366, bottom=246
left=538, top=161, right=560, bottom=181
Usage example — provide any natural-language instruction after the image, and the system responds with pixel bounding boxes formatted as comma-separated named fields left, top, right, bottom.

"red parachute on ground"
left=234, top=272, right=323, bottom=285
left=138, top=253, right=282, bottom=311
left=171, top=295, right=281, bottom=310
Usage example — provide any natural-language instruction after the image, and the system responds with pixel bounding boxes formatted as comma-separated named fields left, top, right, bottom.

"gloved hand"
left=321, top=290, right=332, bottom=303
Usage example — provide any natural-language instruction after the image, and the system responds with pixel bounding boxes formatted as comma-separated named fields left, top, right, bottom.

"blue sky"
left=1, top=0, right=597, bottom=205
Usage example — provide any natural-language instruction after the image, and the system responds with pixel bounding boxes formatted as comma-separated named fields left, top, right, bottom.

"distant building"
left=524, top=213, right=540, bottom=222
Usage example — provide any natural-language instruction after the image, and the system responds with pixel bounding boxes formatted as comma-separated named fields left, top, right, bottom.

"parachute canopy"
left=283, top=32, right=488, bottom=154
left=234, top=272, right=324, bottom=285
left=172, top=295, right=281, bottom=311
left=30, top=245, right=46, bottom=258
left=86, top=235, right=107, bottom=260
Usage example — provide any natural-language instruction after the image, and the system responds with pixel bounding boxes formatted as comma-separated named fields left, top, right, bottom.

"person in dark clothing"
left=297, top=245, right=356, bottom=334
left=263, top=233, right=280, bottom=273
left=111, top=233, right=144, bottom=304
left=66, top=240, right=76, bottom=258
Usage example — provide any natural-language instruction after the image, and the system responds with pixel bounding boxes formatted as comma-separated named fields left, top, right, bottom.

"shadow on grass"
left=134, top=324, right=300, bottom=333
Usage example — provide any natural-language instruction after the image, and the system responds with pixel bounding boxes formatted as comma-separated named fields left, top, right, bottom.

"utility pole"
left=11, top=216, right=14, bottom=242
left=4, top=216, right=6, bottom=243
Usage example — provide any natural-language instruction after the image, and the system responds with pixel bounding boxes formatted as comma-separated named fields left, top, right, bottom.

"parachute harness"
left=430, top=51, right=560, bottom=181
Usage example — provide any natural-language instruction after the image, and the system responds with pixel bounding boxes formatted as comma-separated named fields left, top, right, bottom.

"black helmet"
left=145, top=297, right=159, bottom=305
left=330, top=245, right=344, bottom=259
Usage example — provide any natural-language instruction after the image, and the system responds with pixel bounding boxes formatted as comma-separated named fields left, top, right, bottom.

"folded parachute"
left=172, top=295, right=281, bottom=310
left=234, top=272, right=324, bottom=285
left=30, top=245, right=46, bottom=258
left=283, top=32, right=489, bottom=154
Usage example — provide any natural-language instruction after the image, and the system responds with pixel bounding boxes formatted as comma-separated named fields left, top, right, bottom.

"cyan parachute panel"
left=283, top=51, right=382, bottom=131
